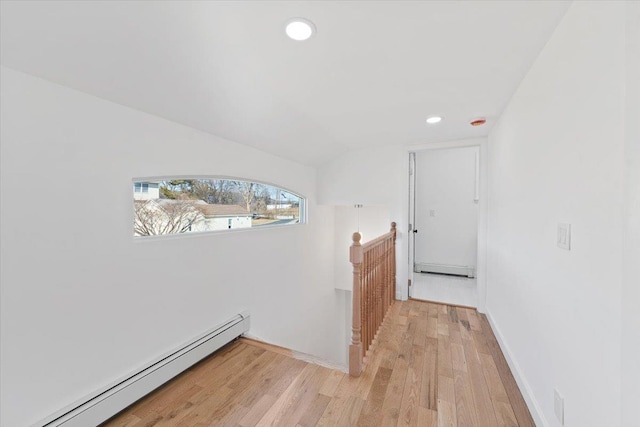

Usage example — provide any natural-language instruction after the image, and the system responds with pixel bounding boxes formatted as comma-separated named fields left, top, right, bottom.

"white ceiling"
left=0, top=1, right=570, bottom=166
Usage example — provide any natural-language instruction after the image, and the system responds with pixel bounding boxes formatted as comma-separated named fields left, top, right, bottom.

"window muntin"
left=134, top=182, right=152, bottom=193
left=133, top=178, right=305, bottom=237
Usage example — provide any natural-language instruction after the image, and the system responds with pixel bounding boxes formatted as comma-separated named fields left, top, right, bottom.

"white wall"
left=622, top=1, right=640, bottom=426
left=414, top=146, right=479, bottom=268
left=333, top=205, right=391, bottom=292
left=0, top=67, right=343, bottom=427
left=318, top=145, right=409, bottom=299
left=486, top=2, right=625, bottom=426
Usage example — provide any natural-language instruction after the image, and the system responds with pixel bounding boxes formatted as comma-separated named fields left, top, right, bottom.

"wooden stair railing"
left=349, top=222, right=397, bottom=377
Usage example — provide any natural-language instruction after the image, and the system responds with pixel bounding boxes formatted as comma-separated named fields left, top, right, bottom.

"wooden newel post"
left=391, top=222, right=397, bottom=300
left=349, top=231, right=364, bottom=377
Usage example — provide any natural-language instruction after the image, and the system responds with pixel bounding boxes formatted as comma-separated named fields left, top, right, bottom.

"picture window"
left=133, top=178, right=305, bottom=237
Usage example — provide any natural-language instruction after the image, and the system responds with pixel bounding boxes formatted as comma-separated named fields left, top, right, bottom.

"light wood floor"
left=102, top=300, right=534, bottom=426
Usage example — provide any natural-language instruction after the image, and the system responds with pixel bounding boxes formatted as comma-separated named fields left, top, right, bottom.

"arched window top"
left=133, top=178, right=305, bottom=237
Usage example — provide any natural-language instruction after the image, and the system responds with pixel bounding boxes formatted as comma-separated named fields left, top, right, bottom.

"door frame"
left=405, top=137, right=488, bottom=313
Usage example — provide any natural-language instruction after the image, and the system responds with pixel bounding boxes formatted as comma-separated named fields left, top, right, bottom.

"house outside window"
left=133, top=182, right=159, bottom=201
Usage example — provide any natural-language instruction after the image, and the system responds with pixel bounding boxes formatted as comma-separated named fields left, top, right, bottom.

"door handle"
left=413, top=229, right=418, bottom=233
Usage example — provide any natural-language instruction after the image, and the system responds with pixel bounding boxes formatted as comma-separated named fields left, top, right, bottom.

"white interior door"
left=414, top=147, right=479, bottom=274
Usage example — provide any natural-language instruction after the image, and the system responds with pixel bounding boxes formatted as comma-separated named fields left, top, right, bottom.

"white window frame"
left=132, top=176, right=307, bottom=240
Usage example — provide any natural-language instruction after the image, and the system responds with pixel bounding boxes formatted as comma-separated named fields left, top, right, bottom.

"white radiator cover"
left=35, top=312, right=250, bottom=427
left=414, top=262, right=476, bottom=278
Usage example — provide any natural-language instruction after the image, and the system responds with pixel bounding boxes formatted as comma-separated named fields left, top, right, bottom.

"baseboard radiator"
left=414, top=262, right=475, bottom=278
left=36, top=312, right=250, bottom=427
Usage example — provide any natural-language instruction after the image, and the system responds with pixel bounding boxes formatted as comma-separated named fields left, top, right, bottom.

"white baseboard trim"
left=485, top=311, right=548, bottom=427
left=242, top=333, right=348, bottom=373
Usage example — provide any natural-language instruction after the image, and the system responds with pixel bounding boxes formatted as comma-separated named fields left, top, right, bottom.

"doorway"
left=408, top=145, right=481, bottom=307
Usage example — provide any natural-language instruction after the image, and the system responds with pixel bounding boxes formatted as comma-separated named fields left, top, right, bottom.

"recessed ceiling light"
left=426, top=116, right=442, bottom=124
left=285, top=18, right=316, bottom=41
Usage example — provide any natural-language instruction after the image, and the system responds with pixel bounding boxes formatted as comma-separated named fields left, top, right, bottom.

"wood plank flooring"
left=102, top=300, right=535, bottom=426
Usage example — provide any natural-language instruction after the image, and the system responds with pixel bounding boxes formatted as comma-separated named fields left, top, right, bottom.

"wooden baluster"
left=377, top=244, right=380, bottom=335
left=378, top=244, right=382, bottom=330
left=386, top=238, right=390, bottom=310
left=383, top=241, right=387, bottom=316
left=370, top=250, right=374, bottom=348
left=380, top=242, right=384, bottom=324
left=367, top=251, right=373, bottom=350
left=361, top=250, right=365, bottom=356
left=370, top=249, right=374, bottom=347
left=374, top=247, right=377, bottom=340
left=383, top=237, right=387, bottom=314
left=365, top=250, right=370, bottom=354
left=381, top=241, right=385, bottom=318
left=360, top=266, right=367, bottom=359
left=363, top=250, right=367, bottom=356
left=390, top=230, right=394, bottom=305
left=364, top=250, right=369, bottom=354
left=369, top=251, right=372, bottom=350
left=376, top=245, right=379, bottom=338
left=388, top=237, right=392, bottom=308
left=378, top=243, right=382, bottom=331
left=372, top=246, right=376, bottom=342
left=374, top=244, right=378, bottom=338
left=384, top=241, right=388, bottom=313
left=383, top=239, right=388, bottom=313
left=387, top=237, right=391, bottom=310
left=361, top=251, right=365, bottom=359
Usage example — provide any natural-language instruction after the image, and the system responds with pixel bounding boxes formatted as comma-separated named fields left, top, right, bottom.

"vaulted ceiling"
left=0, top=1, right=570, bottom=166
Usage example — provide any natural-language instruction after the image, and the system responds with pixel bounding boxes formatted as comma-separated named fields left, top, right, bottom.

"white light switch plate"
left=557, top=223, right=571, bottom=250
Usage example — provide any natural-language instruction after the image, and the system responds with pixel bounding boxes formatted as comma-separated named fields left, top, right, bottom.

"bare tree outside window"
left=232, top=181, right=269, bottom=213
left=133, top=199, right=202, bottom=236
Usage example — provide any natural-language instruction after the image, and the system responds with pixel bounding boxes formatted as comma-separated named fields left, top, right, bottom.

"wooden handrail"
left=349, top=222, right=397, bottom=377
